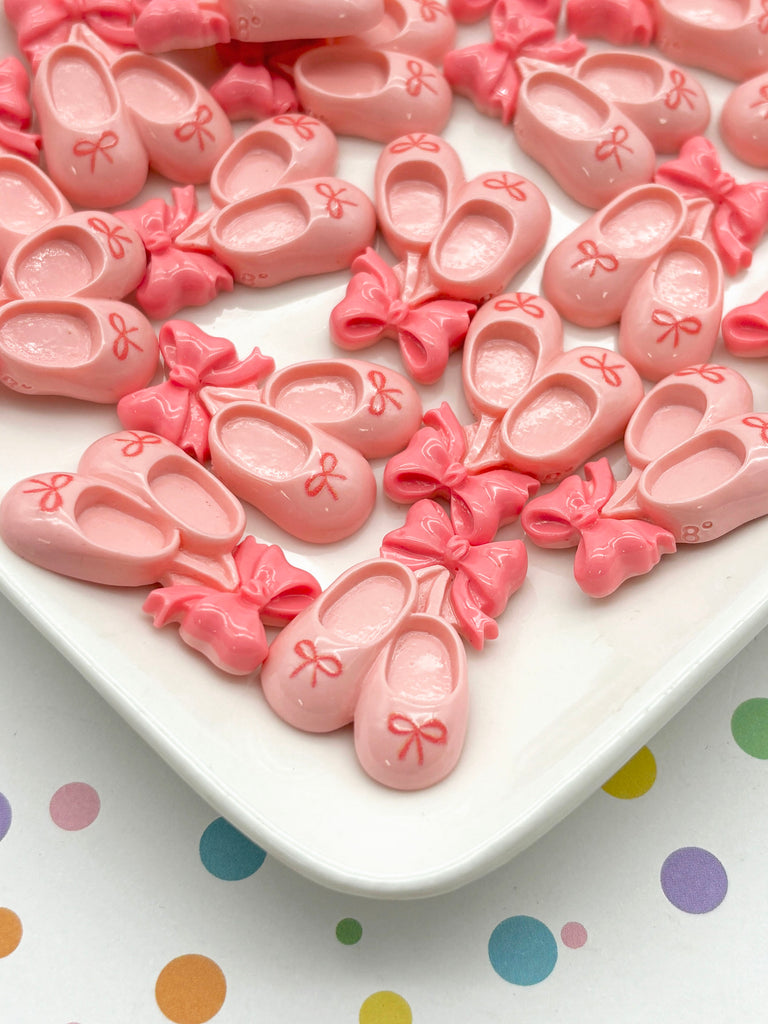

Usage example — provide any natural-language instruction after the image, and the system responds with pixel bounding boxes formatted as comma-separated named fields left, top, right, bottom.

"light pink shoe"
left=111, top=52, right=233, bottom=185
left=2, top=211, right=147, bottom=302
left=207, top=401, right=377, bottom=543
left=497, top=345, right=644, bottom=483
left=462, top=291, right=563, bottom=470
left=260, top=558, right=419, bottom=732
left=0, top=298, right=158, bottom=403
left=426, top=171, right=551, bottom=303
left=542, top=184, right=687, bottom=327
left=349, top=0, right=457, bottom=64
left=655, top=0, right=768, bottom=82
left=574, top=50, right=710, bottom=153
left=353, top=612, right=468, bottom=790
left=294, top=45, right=452, bottom=144
left=208, top=177, right=376, bottom=288
left=0, top=472, right=180, bottom=588
left=32, top=42, right=149, bottom=208
left=78, top=429, right=246, bottom=588
left=635, top=412, right=768, bottom=541
left=0, top=156, right=71, bottom=268
left=209, top=115, right=338, bottom=208
left=618, top=235, right=724, bottom=381
left=513, top=64, right=656, bottom=208
left=720, top=72, right=768, bottom=168
left=259, top=358, right=423, bottom=459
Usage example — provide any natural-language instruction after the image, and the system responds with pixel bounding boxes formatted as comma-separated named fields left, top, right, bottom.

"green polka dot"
left=336, top=918, right=363, bottom=945
left=731, top=698, right=768, bottom=758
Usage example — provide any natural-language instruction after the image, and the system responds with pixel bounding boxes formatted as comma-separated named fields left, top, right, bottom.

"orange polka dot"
left=155, top=954, right=226, bottom=1024
left=0, top=908, right=22, bottom=957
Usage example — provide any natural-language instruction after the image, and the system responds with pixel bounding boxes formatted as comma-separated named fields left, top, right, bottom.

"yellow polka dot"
left=359, top=990, right=412, bottom=1024
left=602, top=746, right=657, bottom=799
left=0, top=908, right=22, bottom=957
left=155, top=954, right=226, bottom=1024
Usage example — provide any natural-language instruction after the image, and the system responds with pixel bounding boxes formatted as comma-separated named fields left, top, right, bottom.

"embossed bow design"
left=117, top=185, right=234, bottom=320
left=655, top=136, right=768, bottom=275
left=5, top=0, right=136, bottom=67
left=143, top=536, right=321, bottom=676
left=381, top=499, right=527, bottom=648
left=117, top=319, right=275, bottom=462
left=330, top=248, right=476, bottom=385
left=444, top=3, right=584, bottom=122
left=521, top=458, right=676, bottom=597
left=383, top=402, right=539, bottom=544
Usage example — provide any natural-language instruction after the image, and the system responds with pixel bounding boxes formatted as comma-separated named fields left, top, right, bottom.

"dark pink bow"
left=330, top=249, right=475, bottom=385
left=383, top=402, right=539, bottom=543
left=655, top=136, right=768, bottom=275
left=521, top=459, right=676, bottom=597
left=117, top=185, right=234, bottom=320
left=142, top=536, right=321, bottom=676
left=381, top=499, right=527, bottom=648
left=117, top=319, right=275, bottom=461
left=5, top=0, right=136, bottom=67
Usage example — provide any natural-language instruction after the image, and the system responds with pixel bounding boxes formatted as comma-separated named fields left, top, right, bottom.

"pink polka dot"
left=560, top=922, right=588, bottom=948
left=49, top=783, right=100, bottom=831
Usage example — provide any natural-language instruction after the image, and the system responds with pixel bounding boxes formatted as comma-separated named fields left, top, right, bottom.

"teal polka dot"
left=488, top=916, right=558, bottom=986
left=199, top=818, right=266, bottom=880
left=336, top=918, right=363, bottom=945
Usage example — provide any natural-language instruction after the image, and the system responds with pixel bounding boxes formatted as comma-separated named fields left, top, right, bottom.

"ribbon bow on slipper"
left=118, top=186, right=234, bottom=320
left=143, top=536, right=322, bottom=675
left=117, top=320, right=275, bottom=462
left=521, top=458, right=676, bottom=597
left=330, top=248, right=476, bottom=385
left=383, top=402, right=539, bottom=543
left=381, top=499, right=528, bottom=648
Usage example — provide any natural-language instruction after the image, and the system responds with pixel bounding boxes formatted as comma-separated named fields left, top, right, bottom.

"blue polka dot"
left=199, top=818, right=267, bottom=880
left=488, top=916, right=558, bottom=985
left=0, top=793, right=11, bottom=841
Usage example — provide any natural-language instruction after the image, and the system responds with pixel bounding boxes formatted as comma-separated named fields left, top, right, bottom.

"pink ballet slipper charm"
left=207, top=401, right=378, bottom=544
left=259, top=357, right=423, bottom=459
left=383, top=402, right=539, bottom=542
left=0, top=156, right=71, bottom=268
left=210, top=63, right=298, bottom=121
left=133, top=0, right=231, bottom=53
left=498, top=346, right=645, bottom=483
left=2, top=210, right=147, bottom=302
left=329, top=249, right=475, bottom=385
left=117, top=186, right=234, bottom=320
left=350, top=0, right=457, bottom=64
left=654, top=0, right=768, bottom=82
left=5, top=0, right=137, bottom=69
left=722, top=292, right=768, bottom=358
left=260, top=558, right=419, bottom=733
left=565, top=0, right=655, bottom=45
left=721, top=73, right=768, bottom=168
left=655, top=136, right=768, bottom=275
left=353, top=612, right=469, bottom=790
left=521, top=458, right=677, bottom=597
left=118, top=319, right=274, bottom=462
left=0, top=298, right=158, bottom=403
left=143, top=536, right=321, bottom=675
left=380, top=499, right=528, bottom=647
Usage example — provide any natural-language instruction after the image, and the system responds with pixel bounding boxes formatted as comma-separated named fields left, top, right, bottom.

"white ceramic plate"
left=2, top=15, right=768, bottom=898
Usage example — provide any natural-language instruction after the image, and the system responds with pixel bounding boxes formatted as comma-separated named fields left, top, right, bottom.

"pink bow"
left=142, top=536, right=321, bottom=676
left=381, top=499, right=527, bottom=648
left=521, top=459, right=676, bottom=597
left=117, top=320, right=275, bottom=461
left=5, top=0, right=136, bottom=68
left=655, top=136, right=768, bottom=275
left=383, top=402, right=539, bottom=543
left=117, top=186, right=234, bottom=320
left=330, top=249, right=475, bottom=385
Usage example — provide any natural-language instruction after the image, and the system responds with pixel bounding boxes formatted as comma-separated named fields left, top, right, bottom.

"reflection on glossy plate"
left=2, top=19, right=768, bottom=897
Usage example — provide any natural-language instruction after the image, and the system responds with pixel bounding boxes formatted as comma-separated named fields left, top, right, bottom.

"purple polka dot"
left=660, top=847, right=728, bottom=914
left=0, top=793, right=11, bottom=841
left=49, top=783, right=100, bottom=831
left=560, top=922, right=588, bottom=948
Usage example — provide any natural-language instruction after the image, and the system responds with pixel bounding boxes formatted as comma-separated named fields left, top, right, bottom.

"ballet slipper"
left=0, top=156, right=71, bottom=269
left=349, top=0, right=457, bottom=64
left=720, top=73, right=768, bottom=168
left=655, top=0, right=768, bottom=81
